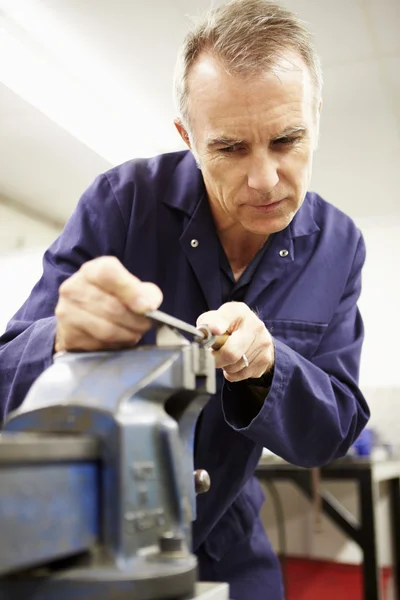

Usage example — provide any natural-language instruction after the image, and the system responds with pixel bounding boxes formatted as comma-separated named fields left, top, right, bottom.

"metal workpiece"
left=147, top=310, right=229, bottom=350
left=193, top=583, right=230, bottom=599
left=1, top=326, right=217, bottom=599
left=146, top=309, right=207, bottom=344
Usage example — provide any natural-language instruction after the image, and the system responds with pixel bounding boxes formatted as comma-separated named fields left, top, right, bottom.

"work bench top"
left=257, top=452, right=400, bottom=482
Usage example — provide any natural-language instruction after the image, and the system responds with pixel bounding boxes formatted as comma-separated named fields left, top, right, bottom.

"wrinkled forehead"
left=186, top=52, right=318, bottom=132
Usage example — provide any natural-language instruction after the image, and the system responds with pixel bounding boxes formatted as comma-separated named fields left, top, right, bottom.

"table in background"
left=256, top=455, right=400, bottom=600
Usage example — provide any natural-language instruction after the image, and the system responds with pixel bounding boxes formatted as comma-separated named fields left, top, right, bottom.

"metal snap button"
left=190, top=239, right=199, bottom=248
left=194, top=469, right=211, bottom=494
left=279, top=249, right=289, bottom=257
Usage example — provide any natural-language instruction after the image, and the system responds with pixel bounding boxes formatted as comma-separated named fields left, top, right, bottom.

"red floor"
left=281, top=558, right=392, bottom=600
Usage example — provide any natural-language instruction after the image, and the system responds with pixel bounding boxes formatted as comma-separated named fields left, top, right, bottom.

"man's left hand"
left=197, top=302, right=275, bottom=382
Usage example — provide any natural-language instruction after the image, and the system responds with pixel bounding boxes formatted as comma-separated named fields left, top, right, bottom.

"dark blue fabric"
left=219, top=235, right=272, bottom=304
left=197, top=515, right=284, bottom=599
left=0, top=150, right=370, bottom=599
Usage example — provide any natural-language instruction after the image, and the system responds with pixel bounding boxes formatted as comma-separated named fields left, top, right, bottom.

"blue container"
left=352, top=428, right=374, bottom=457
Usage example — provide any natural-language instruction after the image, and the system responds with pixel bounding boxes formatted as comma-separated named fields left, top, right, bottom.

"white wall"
left=0, top=202, right=60, bottom=252
left=0, top=202, right=60, bottom=333
left=357, top=214, right=400, bottom=392
left=0, top=246, right=50, bottom=332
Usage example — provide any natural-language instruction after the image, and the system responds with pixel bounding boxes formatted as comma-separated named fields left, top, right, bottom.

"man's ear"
left=314, top=98, right=323, bottom=150
left=174, top=119, right=192, bottom=149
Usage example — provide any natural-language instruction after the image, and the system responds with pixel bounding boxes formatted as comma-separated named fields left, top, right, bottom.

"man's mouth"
left=249, top=199, right=284, bottom=213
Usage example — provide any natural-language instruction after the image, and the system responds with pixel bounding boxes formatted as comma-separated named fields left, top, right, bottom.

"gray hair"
left=173, top=0, right=323, bottom=128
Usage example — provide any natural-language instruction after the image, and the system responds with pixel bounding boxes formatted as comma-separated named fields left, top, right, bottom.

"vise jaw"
left=0, top=327, right=216, bottom=600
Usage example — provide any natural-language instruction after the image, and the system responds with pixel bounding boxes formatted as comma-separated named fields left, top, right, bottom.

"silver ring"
left=242, top=353, right=249, bottom=368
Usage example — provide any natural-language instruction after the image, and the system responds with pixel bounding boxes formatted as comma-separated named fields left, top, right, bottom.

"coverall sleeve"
left=0, top=175, right=126, bottom=421
left=221, top=233, right=370, bottom=467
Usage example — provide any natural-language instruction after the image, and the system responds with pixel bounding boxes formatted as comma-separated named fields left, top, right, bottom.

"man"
left=0, top=0, right=369, bottom=598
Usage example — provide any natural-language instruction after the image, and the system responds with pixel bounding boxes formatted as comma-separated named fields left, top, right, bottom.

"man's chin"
left=242, top=213, right=293, bottom=236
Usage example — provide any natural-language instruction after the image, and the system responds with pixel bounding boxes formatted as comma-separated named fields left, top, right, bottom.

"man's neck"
left=206, top=192, right=268, bottom=279
left=219, top=227, right=268, bottom=280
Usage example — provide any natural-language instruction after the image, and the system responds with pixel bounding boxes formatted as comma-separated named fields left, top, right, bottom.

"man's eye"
left=219, top=145, right=241, bottom=153
left=275, top=137, right=300, bottom=145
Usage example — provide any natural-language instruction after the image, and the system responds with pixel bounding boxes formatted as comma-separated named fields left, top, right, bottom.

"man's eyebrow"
left=205, top=127, right=308, bottom=147
left=273, top=126, right=308, bottom=139
left=205, top=136, right=244, bottom=147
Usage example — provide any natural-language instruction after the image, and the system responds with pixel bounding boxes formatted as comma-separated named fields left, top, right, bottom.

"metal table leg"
left=358, top=472, right=382, bottom=600
left=388, top=478, right=400, bottom=599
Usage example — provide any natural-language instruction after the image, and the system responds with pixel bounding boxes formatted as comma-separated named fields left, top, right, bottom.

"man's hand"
left=54, top=256, right=163, bottom=353
left=197, top=302, right=274, bottom=382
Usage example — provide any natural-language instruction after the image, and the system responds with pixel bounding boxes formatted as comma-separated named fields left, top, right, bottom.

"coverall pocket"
left=264, top=319, right=328, bottom=360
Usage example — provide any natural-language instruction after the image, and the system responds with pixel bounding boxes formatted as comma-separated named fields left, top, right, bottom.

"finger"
left=223, top=368, right=248, bottom=383
left=56, top=326, right=136, bottom=353
left=60, top=281, right=152, bottom=334
left=223, top=364, right=266, bottom=383
left=197, top=302, right=254, bottom=342
left=56, top=302, right=143, bottom=350
left=79, top=256, right=163, bottom=313
left=212, top=328, right=255, bottom=369
left=196, top=310, right=231, bottom=336
left=224, top=346, right=273, bottom=381
left=222, top=332, right=269, bottom=373
left=213, top=301, right=250, bottom=323
left=222, top=345, right=259, bottom=374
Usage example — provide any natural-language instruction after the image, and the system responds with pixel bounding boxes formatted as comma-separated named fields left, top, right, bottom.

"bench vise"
left=0, top=325, right=228, bottom=600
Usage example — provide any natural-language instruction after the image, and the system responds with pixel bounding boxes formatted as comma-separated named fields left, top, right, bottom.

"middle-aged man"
left=0, top=1, right=369, bottom=598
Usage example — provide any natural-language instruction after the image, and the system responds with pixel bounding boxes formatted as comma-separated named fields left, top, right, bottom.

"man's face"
left=177, top=53, right=321, bottom=235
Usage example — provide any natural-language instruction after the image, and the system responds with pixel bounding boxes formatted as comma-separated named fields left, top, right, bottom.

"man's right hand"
left=54, top=256, right=163, bottom=353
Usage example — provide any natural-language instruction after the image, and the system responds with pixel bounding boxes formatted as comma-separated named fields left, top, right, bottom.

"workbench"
left=256, top=455, right=400, bottom=600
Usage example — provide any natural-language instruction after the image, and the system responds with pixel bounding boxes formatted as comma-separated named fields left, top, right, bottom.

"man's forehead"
left=188, top=51, right=313, bottom=92
left=187, top=53, right=316, bottom=130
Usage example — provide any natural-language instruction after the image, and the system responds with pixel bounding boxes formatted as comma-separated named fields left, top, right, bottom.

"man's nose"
left=247, top=152, right=279, bottom=193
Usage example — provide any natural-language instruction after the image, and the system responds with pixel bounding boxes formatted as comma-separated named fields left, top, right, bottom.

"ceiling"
left=0, top=0, right=399, bottom=225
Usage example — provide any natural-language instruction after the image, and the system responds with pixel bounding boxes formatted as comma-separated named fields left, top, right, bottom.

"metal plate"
left=0, top=580, right=229, bottom=600
left=0, top=460, right=99, bottom=575
left=0, top=561, right=198, bottom=600
left=193, top=583, right=230, bottom=599
left=0, top=433, right=99, bottom=463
